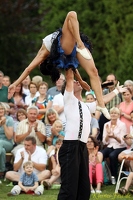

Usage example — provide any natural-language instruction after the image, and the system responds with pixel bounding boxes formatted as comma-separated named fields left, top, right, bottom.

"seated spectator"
left=13, top=109, right=27, bottom=143
left=45, top=108, right=60, bottom=147
left=5, top=136, right=50, bottom=183
left=25, top=82, right=39, bottom=107
left=11, top=106, right=46, bottom=156
left=3, top=75, right=11, bottom=87
left=118, top=110, right=133, bottom=167
left=10, top=83, right=27, bottom=121
left=42, top=139, right=63, bottom=189
left=32, top=81, right=52, bottom=122
left=118, top=88, right=133, bottom=133
left=102, top=107, right=127, bottom=184
left=0, top=102, right=14, bottom=179
left=7, top=161, right=44, bottom=196
left=87, top=136, right=103, bottom=194
left=51, top=120, right=65, bottom=146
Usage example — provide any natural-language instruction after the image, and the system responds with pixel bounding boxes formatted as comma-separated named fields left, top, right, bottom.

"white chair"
left=115, top=159, right=130, bottom=193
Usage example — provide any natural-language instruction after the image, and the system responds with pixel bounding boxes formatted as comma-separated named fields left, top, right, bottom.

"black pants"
left=57, top=140, right=90, bottom=200
left=102, top=147, right=126, bottom=177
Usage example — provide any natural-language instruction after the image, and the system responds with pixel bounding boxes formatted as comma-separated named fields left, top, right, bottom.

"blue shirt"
left=20, top=172, right=38, bottom=186
left=52, top=130, right=65, bottom=146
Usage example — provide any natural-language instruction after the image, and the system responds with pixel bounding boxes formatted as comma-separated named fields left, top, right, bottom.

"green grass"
left=0, top=180, right=132, bottom=200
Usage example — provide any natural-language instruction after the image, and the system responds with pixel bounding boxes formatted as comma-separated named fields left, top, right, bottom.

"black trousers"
left=57, top=140, right=90, bottom=200
left=102, top=147, right=126, bottom=177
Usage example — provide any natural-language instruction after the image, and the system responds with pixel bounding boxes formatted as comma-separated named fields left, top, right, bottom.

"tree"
left=0, top=0, right=42, bottom=82
left=40, top=0, right=133, bottom=84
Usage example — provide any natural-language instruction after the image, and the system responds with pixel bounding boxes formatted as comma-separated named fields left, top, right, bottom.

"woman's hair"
left=45, top=108, right=59, bottom=124
left=32, top=76, right=43, bottom=87
left=124, top=80, right=133, bottom=87
left=14, top=82, right=23, bottom=96
left=0, top=102, right=6, bottom=114
left=52, top=119, right=63, bottom=130
left=16, top=109, right=27, bottom=121
left=23, top=161, right=33, bottom=169
left=55, top=138, right=63, bottom=144
left=38, top=81, right=48, bottom=90
left=28, top=81, right=38, bottom=90
left=88, top=136, right=99, bottom=147
left=110, top=107, right=120, bottom=114
left=123, top=87, right=132, bottom=95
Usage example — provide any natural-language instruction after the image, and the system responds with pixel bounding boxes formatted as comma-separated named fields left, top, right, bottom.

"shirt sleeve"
left=33, top=173, right=38, bottom=182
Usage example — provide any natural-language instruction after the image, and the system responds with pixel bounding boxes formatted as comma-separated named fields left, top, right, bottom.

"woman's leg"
left=76, top=53, right=110, bottom=119
left=61, top=11, right=90, bottom=59
left=0, top=140, right=13, bottom=172
left=89, top=164, right=93, bottom=185
left=95, top=163, right=103, bottom=190
left=124, top=172, right=133, bottom=191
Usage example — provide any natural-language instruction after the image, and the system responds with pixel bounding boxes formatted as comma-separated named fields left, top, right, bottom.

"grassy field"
left=0, top=180, right=132, bottom=200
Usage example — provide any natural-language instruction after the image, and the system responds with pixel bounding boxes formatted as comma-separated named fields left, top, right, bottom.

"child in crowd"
left=52, top=120, right=65, bottom=145
left=42, top=139, right=63, bottom=189
left=7, top=161, right=44, bottom=196
left=85, top=91, right=96, bottom=103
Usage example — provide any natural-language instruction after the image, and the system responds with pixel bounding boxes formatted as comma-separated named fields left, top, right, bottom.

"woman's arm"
left=1, top=117, right=13, bottom=140
left=8, top=44, right=49, bottom=98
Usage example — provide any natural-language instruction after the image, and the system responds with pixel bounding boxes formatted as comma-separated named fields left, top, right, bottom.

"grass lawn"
left=0, top=180, right=132, bottom=200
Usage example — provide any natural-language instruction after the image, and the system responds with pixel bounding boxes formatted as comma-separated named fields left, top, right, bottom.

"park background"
left=0, top=0, right=133, bottom=87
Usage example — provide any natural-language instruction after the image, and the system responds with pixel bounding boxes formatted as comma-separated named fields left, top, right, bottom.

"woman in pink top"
left=87, top=136, right=103, bottom=194
left=119, top=88, right=133, bottom=133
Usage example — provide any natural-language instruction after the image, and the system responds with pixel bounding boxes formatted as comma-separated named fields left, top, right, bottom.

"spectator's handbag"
left=102, top=161, right=112, bottom=185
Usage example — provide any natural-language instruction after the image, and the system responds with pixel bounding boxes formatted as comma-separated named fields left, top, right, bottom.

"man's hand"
left=27, top=151, right=31, bottom=161
left=8, top=84, right=16, bottom=99
left=116, top=81, right=127, bottom=93
left=28, top=125, right=32, bottom=134
left=34, top=122, right=38, bottom=132
left=20, top=151, right=24, bottom=160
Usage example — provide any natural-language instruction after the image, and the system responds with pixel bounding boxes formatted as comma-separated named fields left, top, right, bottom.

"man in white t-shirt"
left=57, top=68, right=91, bottom=200
left=6, top=136, right=50, bottom=182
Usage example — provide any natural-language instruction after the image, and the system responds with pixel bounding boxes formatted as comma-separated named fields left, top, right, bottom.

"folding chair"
left=115, top=158, right=132, bottom=193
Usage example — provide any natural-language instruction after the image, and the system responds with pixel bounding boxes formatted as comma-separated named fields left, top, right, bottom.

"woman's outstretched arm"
left=8, top=44, right=49, bottom=98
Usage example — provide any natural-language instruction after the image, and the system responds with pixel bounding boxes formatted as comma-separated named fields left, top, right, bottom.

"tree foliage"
left=0, top=0, right=133, bottom=85
left=0, top=0, right=42, bottom=82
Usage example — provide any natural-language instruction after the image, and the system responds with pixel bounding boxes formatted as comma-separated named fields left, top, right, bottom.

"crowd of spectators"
left=1, top=69, right=133, bottom=196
